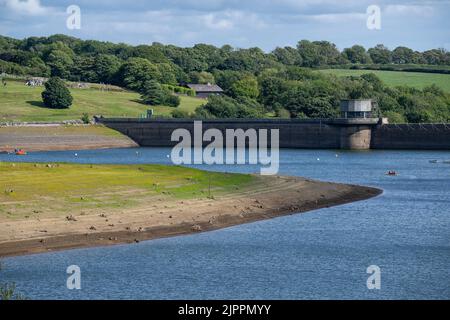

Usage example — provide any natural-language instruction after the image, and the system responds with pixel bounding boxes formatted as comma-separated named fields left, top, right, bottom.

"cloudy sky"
left=1, top=0, right=449, bottom=51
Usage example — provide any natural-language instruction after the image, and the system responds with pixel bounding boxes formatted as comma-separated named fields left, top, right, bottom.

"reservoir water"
left=0, top=148, right=449, bottom=299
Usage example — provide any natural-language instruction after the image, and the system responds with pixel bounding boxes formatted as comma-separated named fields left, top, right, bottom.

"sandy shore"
left=0, top=125, right=137, bottom=152
left=0, top=175, right=382, bottom=257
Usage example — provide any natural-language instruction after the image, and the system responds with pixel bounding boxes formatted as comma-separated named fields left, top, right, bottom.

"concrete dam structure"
left=97, top=118, right=450, bottom=150
left=97, top=99, right=450, bottom=150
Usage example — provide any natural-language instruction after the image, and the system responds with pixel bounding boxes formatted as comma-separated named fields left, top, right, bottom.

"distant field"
left=0, top=80, right=204, bottom=122
left=318, top=69, right=450, bottom=92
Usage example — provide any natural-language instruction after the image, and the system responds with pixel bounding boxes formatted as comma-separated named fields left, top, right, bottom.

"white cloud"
left=384, top=4, right=435, bottom=17
left=0, top=0, right=448, bottom=51
left=203, top=13, right=234, bottom=30
left=3, top=0, right=50, bottom=15
left=308, top=12, right=366, bottom=23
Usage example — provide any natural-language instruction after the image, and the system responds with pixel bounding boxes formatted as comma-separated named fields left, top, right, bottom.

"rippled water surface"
left=1, top=148, right=449, bottom=299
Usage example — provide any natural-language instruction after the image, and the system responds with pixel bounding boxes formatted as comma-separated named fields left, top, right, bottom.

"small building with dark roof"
left=186, top=83, right=224, bottom=99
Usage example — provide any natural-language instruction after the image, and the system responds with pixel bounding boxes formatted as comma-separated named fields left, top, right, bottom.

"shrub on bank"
left=41, top=77, right=73, bottom=109
left=141, top=80, right=180, bottom=107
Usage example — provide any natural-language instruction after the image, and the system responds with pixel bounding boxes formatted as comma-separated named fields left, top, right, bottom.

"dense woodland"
left=1, top=34, right=450, bottom=123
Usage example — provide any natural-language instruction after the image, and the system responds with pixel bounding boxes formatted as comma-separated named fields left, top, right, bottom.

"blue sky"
left=1, top=0, right=449, bottom=51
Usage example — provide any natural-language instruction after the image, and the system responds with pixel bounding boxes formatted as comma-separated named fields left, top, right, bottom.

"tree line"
left=1, top=34, right=449, bottom=83
left=0, top=34, right=449, bottom=123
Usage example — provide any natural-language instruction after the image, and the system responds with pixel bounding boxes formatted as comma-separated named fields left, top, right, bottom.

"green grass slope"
left=0, top=80, right=204, bottom=122
left=317, top=69, right=450, bottom=92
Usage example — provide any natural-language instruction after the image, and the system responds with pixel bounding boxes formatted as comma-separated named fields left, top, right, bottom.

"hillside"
left=317, top=69, right=450, bottom=92
left=0, top=80, right=204, bottom=123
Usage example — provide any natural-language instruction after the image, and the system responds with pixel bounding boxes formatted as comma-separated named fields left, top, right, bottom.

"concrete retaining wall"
left=100, top=119, right=342, bottom=149
left=371, top=124, right=450, bottom=150
left=98, top=118, right=450, bottom=150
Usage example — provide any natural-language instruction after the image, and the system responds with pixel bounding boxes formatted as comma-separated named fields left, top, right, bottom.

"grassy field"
left=0, top=80, right=205, bottom=122
left=318, top=69, right=450, bottom=92
left=0, top=163, right=255, bottom=219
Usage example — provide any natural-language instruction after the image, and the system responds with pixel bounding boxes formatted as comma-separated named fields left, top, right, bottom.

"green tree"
left=272, top=46, right=302, bottom=65
left=231, top=75, right=259, bottom=99
left=41, top=77, right=73, bottom=109
left=258, top=76, right=287, bottom=110
left=119, top=57, right=160, bottom=91
left=94, top=54, right=122, bottom=83
left=196, top=95, right=264, bottom=119
left=342, top=45, right=372, bottom=64
left=46, top=49, right=74, bottom=78
left=189, top=71, right=215, bottom=84
left=296, top=40, right=323, bottom=67
left=392, top=46, right=415, bottom=64
left=313, top=41, right=342, bottom=65
left=141, top=80, right=165, bottom=105
left=281, top=80, right=340, bottom=118
left=368, top=44, right=392, bottom=64
left=157, top=63, right=178, bottom=85
left=406, top=109, right=431, bottom=123
left=384, top=111, right=405, bottom=123
left=132, top=44, right=170, bottom=64
left=213, top=70, right=248, bottom=95
left=141, top=80, right=180, bottom=107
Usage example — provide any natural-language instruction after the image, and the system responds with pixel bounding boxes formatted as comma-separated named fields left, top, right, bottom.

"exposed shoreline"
left=0, top=175, right=382, bottom=258
left=0, top=124, right=137, bottom=152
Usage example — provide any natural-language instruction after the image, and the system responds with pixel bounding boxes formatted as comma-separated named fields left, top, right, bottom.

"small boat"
left=15, top=149, right=27, bottom=156
left=386, top=170, right=398, bottom=176
left=429, top=160, right=438, bottom=164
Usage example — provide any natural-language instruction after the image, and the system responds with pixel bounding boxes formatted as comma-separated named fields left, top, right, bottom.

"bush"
left=141, top=80, right=180, bottom=107
left=163, top=84, right=196, bottom=97
left=171, top=109, right=191, bottom=118
left=164, top=94, right=181, bottom=108
left=81, top=113, right=90, bottom=124
left=141, top=80, right=165, bottom=105
left=41, top=77, right=73, bottom=109
left=384, top=111, right=405, bottom=123
left=275, top=108, right=291, bottom=118
left=405, top=110, right=431, bottom=123
left=195, top=95, right=264, bottom=119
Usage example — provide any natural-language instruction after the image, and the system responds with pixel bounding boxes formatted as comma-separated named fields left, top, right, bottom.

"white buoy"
left=317, top=158, right=320, bottom=161
left=74, top=153, right=78, bottom=157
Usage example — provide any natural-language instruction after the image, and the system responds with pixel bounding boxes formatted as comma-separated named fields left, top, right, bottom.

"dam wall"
left=371, top=124, right=450, bottom=150
left=99, top=119, right=342, bottom=149
left=98, top=118, right=450, bottom=150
